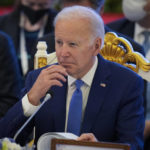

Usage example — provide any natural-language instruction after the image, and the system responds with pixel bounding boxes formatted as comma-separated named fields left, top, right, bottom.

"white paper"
left=37, top=132, right=78, bottom=150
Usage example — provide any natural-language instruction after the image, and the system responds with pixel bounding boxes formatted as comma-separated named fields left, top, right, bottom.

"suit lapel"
left=52, top=81, right=68, bottom=132
left=81, top=55, right=111, bottom=133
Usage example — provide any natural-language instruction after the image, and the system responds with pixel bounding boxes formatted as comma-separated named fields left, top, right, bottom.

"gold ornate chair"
left=34, top=32, right=150, bottom=81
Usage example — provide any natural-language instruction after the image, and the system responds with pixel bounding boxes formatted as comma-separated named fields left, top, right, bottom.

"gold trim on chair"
left=34, top=41, right=57, bottom=69
left=37, top=57, right=47, bottom=69
left=100, top=32, right=150, bottom=73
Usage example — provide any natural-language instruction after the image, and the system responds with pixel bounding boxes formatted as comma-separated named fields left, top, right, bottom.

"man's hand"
left=77, top=133, right=98, bottom=142
left=28, top=65, right=68, bottom=105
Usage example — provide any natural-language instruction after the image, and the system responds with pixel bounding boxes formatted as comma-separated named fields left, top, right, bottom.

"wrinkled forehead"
left=55, top=17, right=93, bottom=32
left=55, top=18, right=95, bottom=42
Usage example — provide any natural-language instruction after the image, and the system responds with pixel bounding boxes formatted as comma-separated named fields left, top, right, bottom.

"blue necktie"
left=67, top=80, right=84, bottom=135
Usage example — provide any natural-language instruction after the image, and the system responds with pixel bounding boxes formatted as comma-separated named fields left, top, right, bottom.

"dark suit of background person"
left=107, top=18, right=136, bottom=43
left=0, top=31, right=22, bottom=118
left=0, top=54, right=145, bottom=150
left=0, top=0, right=57, bottom=80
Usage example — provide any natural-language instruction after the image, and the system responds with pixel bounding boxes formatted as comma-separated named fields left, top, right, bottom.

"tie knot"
left=75, top=80, right=84, bottom=89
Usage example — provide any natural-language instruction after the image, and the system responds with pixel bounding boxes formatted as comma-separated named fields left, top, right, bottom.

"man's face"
left=21, top=0, right=52, bottom=10
left=55, top=19, right=100, bottom=79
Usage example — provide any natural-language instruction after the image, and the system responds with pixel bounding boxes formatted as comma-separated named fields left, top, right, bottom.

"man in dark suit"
left=0, top=31, right=22, bottom=118
left=35, top=0, right=146, bottom=115
left=0, top=0, right=57, bottom=78
left=0, top=6, right=144, bottom=150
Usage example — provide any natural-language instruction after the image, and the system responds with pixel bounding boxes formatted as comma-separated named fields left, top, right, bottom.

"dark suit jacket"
left=0, top=31, right=22, bottom=118
left=0, top=54, right=144, bottom=150
left=106, top=18, right=135, bottom=39
left=0, top=8, right=57, bottom=75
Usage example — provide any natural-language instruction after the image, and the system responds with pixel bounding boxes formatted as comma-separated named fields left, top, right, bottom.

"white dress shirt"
left=22, top=56, right=98, bottom=130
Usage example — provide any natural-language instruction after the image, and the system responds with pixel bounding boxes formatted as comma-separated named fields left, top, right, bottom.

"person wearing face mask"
left=0, top=0, right=57, bottom=84
left=107, top=0, right=149, bottom=39
left=107, top=0, right=150, bottom=149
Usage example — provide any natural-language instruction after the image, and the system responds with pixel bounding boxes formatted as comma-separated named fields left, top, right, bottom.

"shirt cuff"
left=22, top=94, right=40, bottom=117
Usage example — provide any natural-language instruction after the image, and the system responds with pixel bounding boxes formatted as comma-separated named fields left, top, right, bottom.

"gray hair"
left=54, top=6, right=105, bottom=49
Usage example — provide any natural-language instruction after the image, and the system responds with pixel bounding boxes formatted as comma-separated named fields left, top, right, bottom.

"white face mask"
left=122, top=0, right=147, bottom=21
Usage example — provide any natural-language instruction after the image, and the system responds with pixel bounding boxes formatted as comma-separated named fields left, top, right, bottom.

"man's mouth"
left=60, top=62, right=74, bottom=69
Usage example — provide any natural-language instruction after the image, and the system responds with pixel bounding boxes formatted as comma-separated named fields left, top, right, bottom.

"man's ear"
left=99, top=5, right=104, bottom=16
left=93, top=38, right=102, bottom=56
left=95, top=43, right=99, bottom=49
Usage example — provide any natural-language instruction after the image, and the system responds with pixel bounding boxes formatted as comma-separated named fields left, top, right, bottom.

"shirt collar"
left=68, top=56, right=98, bottom=87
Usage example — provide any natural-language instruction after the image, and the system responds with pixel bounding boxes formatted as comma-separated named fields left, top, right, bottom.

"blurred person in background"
left=0, top=31, right=22, bottom=119
left=0, top=0, right=57, bottom=82
left=107, top=0, right=149, bottom=48
left=107, top=0, right=150, bottom=149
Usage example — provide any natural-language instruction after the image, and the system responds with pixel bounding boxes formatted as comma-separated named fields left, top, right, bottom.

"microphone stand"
left=13, top=93, right=51, bottom=141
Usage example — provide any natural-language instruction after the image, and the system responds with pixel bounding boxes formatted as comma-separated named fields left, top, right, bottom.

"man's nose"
left=60, top=45, right=70, bottom=57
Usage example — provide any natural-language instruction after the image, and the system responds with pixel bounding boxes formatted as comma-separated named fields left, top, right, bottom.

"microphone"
left=13, top=92, right=52, bottom=141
